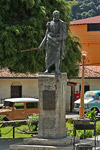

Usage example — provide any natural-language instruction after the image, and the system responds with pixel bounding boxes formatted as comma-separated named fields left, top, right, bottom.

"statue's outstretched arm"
left=38, top=29, right=48, bottom=49
left=38, top=35, right=46, bottom=49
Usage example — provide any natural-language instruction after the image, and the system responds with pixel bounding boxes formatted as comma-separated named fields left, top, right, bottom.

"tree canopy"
left=0, top=0, right=81, bottom=77
left=66, top=0, right=100, bottom=20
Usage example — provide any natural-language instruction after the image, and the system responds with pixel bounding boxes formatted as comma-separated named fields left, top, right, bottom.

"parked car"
left=74, top=90, right=100, bottom=114
left=0, top=98, right=39, bottom=121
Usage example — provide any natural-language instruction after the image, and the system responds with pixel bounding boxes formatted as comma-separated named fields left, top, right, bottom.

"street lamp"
left=79, top=51, right=87, bottom=119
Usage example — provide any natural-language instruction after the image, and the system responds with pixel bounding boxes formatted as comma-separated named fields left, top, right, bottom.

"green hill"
left=66, top=0, right=100, bottom=20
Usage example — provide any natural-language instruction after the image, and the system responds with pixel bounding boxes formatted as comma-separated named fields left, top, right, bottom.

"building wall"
left=0, top=78, right=71, bottom=112
left=73, top=78, right=100, bottom=91
left=21, top=79, right=38, bottom=98
left=0, top=78, right=39, bottom=100
left=70, top=24, right=100, bottom=65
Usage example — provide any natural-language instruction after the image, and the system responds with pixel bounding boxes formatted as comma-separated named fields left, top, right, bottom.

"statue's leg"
left=45, top=49, right=49, bottom=73
left=55, top=51, right=61, bottom=74
left=45, top=62, right=51, bottom=73
left=45, top=65, right=51, bottom=73
left=45, top=65, right=54, bottom=73
left=55, top=62, right=61, bottom=74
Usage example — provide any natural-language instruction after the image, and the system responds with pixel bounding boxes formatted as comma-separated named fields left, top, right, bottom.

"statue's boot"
left=55, top=69, right=61, bottom=74
left=55, top=67, right=61, bottom=74
left=44, top=67, right=52, bottom=73
left=44, top=69, right=49, bottom=73
left=55, top=61, right=61, bottom=74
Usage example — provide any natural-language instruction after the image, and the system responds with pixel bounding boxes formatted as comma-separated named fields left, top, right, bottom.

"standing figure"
left=74, top=91, right=81, bottom=101
left=39, top=10, right=66, bottom=74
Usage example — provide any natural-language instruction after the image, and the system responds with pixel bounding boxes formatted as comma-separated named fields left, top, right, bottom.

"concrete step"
left=9, top=139, right=100, bottom=150
left=10, top=136, right=100, bottom=150
left=23, top=136, right=80, bottom=147
left=10, top=144, right=74, bottom=150
left=10, top=136, right=79, bottom=150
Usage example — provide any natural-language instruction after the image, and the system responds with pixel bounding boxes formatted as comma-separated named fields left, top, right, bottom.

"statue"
left=39, top=10, right=67, bottom=74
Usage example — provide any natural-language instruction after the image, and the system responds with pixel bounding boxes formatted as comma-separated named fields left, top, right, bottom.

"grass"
left=1, top=121, right=100, bottom=139
left=0, top=125, right=37, bottom=138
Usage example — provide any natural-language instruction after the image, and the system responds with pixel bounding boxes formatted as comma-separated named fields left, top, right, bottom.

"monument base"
left=10, top=136, right=80, bottom=150
left=10, top=73, right=80, bottom=150
left=38, top=73, right=67, bottom=139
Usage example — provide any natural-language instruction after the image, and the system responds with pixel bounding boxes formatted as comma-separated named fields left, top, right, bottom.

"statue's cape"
left=59, top=19, right=67, bottom=58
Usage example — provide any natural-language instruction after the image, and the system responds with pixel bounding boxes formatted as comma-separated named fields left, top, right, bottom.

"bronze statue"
left=39, top=10, right=66, bottom=74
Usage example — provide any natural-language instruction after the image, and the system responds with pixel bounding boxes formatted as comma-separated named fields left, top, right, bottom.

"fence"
left=0, top=120, right=27, bottom=138
left=0, top=120, right=38, bottom=138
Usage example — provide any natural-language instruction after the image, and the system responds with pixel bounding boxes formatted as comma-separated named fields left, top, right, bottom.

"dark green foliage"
left=62, top=34, right=81, bottom=77
left=66, top=0, right=100, bottom=20
left=0, top=0, right=81, bottom=77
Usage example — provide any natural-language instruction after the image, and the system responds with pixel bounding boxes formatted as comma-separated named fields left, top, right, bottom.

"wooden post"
left=79, top=51, right=87, bottom=119
left=79, top=58, right=85, bottom=118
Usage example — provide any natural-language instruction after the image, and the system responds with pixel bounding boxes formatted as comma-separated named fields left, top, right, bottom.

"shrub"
left=79, top=130, right=92, bottom=139
left=96, top=127, right=100, bottom=135
left=27, top=113, right=39, bottom=132
left=67, top=118, right=73, bottom=124
left=66, top=121, right=94, bottom=139
left=86, top=109, right=96, bottom=120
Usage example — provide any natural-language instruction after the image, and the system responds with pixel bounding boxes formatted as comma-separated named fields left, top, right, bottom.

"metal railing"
left=0, top=120, right=37, bottom=138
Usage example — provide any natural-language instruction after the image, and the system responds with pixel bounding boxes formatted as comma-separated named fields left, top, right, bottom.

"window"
left=26, top=102, right=37, bottom=109
left=4, top=102, right=13, bottom=107
left=11, top=86, right=22, bottom=98
left=79, top=85, right=90, bottom=93
left=87, top=24, right=100, bottom=31
left=14, top=103, right=24, bottom=109
left=96, top=93, right=100, bottom=100
left=84, top=85, right=90, bottom=93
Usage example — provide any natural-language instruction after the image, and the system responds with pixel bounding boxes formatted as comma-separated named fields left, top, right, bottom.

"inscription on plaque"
left=43, top=90, right=55, bottom=110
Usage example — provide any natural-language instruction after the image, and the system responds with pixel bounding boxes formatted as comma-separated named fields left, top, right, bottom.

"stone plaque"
left=43, top=90, right=55, bottom=110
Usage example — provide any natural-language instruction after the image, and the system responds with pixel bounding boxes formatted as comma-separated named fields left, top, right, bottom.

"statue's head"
left=53, top=10, right=60, bottom=21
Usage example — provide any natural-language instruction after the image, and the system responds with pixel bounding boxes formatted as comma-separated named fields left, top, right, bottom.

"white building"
left=0, top=68, right=39, bottom=104
left=1, top=67, right=99, bottom=113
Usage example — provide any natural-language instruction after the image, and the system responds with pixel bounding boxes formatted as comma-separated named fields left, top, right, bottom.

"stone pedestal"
left=10, top=73, right=80, bottom=150
left=38, top=73, right=67, bottom=139
left=10, top=136, right=80, bottom=150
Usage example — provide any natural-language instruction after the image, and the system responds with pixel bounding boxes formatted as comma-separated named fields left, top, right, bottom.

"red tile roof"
left=1, top=67, right=100, bottom=79
left=0, top=68, right=38, bottom=78
left=70, top=16, right=100, bottom=25
left=68, top=80, right=80, bottom=84
left=78, top=66, right=100, bottom=78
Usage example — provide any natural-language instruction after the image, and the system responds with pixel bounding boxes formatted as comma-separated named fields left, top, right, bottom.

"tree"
left=68, top=0, right=100, bottom=20
left=0, top=0, right=81, bottom=77
left=62, top=34, right=81, bottom=77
